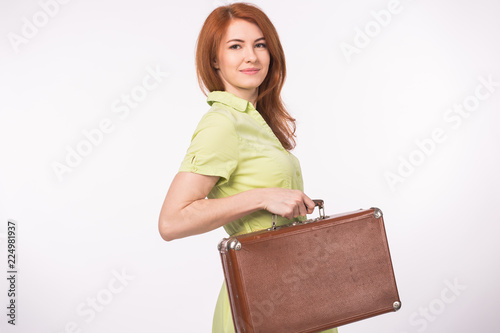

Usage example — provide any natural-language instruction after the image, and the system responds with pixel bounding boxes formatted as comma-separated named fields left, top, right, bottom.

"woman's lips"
left=240, top=69, right=260, bottom=75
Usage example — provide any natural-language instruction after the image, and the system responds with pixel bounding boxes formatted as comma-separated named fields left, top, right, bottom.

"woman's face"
left=214, top=19, right=270, bottom=98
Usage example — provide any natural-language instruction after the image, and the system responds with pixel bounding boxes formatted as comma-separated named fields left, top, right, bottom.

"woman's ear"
left=212, top=58, right=219, bottom=70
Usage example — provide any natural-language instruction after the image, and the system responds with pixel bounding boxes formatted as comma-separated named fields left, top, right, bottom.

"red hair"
left=195, top=2, right=296, bottom=150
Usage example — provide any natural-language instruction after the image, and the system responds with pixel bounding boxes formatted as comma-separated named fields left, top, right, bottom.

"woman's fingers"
left=263, top=188, right=315, bottom=219
left=303, top=196, right=316, bottom=214
left=294, top=192, right=315, bottom=217
left=297, top=200, right=308, bottom=217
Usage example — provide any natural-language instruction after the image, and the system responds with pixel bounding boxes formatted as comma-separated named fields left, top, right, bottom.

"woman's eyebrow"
left=226, top=37, right=265, bottom=43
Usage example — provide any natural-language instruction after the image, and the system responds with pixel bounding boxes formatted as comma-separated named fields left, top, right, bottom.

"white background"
left=1, top=0, right=499, bottom=332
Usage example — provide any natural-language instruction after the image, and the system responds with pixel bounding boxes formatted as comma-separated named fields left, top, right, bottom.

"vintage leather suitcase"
left=217, top=201, right=401, bottom=333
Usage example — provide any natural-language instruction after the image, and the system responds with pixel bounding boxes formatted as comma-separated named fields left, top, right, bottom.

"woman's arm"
left=158, top=172, right=316, bottom=241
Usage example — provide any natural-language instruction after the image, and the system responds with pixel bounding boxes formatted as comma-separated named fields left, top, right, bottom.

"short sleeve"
left=179, top=111, right=239, bottom=186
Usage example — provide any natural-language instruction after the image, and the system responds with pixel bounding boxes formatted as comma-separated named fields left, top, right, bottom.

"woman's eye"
left=229, top=44, right=240, bottom=50
left=256, top=43, right=267, bottom=48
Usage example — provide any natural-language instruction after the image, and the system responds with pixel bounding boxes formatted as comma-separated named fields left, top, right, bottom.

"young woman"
left=158, top=3, right=337, bottom=332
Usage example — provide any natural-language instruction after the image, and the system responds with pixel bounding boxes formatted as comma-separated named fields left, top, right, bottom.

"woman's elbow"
left=158, top=217, right=179, bottom=242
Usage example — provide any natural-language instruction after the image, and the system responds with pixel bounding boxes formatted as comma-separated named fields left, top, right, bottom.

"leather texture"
left=218, top=207, right=401, bottom=333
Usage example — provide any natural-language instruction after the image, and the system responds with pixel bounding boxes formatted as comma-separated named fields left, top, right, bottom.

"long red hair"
left=195, top=2, right=296, bottom=150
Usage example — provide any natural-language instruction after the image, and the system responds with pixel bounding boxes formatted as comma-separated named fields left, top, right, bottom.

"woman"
left=158, top=3, right=337, bottom=332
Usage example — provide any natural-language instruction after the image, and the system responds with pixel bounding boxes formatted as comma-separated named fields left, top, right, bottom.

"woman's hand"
left=258, top=188, right=316, bottom=220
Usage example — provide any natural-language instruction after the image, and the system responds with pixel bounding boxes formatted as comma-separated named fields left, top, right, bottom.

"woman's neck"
left=225, top=87, right=258, bottom=109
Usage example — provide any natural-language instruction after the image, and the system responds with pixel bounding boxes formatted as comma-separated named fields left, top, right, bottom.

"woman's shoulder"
left=197, top=103, right=239, bottom=129
left=189, top=104, right=240, bottom=139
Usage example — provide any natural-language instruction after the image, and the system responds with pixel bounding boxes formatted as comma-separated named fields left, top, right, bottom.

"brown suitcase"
left=217, top=201, right=401, bottom=333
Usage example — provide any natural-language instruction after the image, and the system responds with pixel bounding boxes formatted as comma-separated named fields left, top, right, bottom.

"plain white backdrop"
left=1, top=0, right=499, bottom=332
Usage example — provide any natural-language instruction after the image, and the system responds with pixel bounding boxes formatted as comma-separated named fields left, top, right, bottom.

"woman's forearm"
left=158, top=172, right=314, bottom=241
left=159, top=188, right=266, bottom=241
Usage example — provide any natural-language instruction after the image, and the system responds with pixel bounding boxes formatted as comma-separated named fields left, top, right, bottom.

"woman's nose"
left=243, top=46, right=257, bottom=62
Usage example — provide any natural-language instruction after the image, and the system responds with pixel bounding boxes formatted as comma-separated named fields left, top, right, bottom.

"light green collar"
left=207, top=91, right=256, bottom=112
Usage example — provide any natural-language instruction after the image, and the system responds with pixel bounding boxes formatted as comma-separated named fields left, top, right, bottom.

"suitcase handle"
left=313, top=199, right=325, bottom=218
left=271, top=199, right=326, bottom=230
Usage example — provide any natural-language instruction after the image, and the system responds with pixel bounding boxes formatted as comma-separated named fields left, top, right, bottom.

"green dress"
left=179, top=91, right=337, bottom=333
